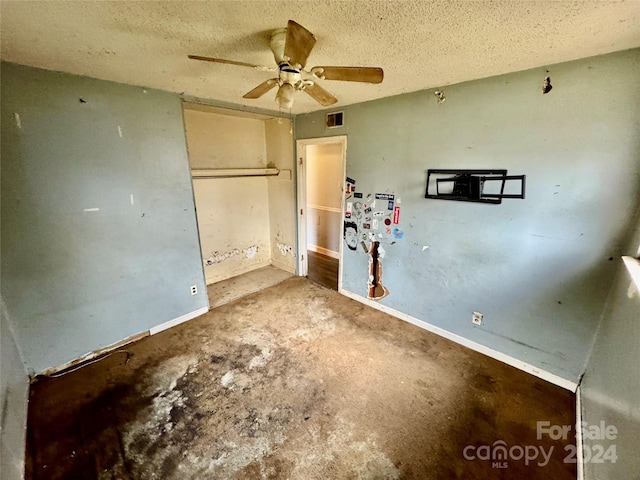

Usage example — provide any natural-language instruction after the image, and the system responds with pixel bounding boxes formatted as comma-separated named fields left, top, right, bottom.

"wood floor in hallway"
left=26, top=276, right=576, bottom=480
left=307, top=250, right=339, bottom=290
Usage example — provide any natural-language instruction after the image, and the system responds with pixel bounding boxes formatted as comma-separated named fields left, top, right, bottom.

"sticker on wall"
left=393, top=206, right=401, bottom=224
left=344, top=221, right=358, bottom=251
left=345, top=177, right=356, bottom=195
left=342, top=183, right=404, bottom=300
left=375, top=193, right=394, bottom=201
left=352, top=202, right=363, bottom=220
left=345, top=201, right=353, bottom=219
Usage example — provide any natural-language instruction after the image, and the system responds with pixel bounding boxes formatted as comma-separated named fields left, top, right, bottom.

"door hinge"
left=300, top=208, right=303, bottom=215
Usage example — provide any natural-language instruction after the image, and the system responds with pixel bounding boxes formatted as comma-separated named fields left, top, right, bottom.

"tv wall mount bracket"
left=425, top=169, right=526, bottom=205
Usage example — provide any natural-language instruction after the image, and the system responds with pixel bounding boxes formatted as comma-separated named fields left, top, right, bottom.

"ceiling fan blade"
left=284, top=20, right=316, bottom=68
left=188, top=55, right=262, bottom=69
left=304, top=83, right=338, bottom=106
left=243, top=79, right=279, bottom=99
left=312, top=66, right=384, bottom=84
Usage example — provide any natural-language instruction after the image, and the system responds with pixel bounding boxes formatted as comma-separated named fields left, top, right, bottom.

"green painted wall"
left=1, top=300, right=28, bottom=480
left=295, top=48, right=640, bottom=384
left=1, top=62, right=208, bottom=374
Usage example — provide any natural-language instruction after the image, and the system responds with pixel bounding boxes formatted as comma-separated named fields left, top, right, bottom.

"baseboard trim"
left=149, top=306, right=209, bottom=335
left=270, top=259, right=296, bottom=275
left=205, top=260, right=272, bottom=285
left=38, top=306, right=210, bottom=377
left=339, top=288, right=578, bottom=392
left=38, top=330, right=150, bottom=377
left=576, top=386, right=584, bottom=480
left=308, top=244, right=340, bottom=259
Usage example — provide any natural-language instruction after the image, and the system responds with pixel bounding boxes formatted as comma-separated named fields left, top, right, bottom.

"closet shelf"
left=191, top=168, right=280, bottom=178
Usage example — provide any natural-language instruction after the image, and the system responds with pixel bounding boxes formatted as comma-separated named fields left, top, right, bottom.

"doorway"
left=296, top=136, right=347, bottom=290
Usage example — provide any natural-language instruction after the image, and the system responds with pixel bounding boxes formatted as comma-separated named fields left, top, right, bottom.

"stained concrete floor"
left=27, top=276, right=576, bottom=479
left=206, top=265, right=293, bottom=309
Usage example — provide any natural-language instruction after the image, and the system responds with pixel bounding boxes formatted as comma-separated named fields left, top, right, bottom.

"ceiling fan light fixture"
left=276, top=83, right=295, bottom=110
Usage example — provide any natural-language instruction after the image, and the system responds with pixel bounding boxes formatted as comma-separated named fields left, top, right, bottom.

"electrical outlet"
left=472, top=312, right=483, bottom=326
left=190, top=285, right=198, bottom=296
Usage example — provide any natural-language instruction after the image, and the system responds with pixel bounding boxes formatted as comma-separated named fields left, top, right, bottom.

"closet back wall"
left=184, top=104, right=271, bottom=284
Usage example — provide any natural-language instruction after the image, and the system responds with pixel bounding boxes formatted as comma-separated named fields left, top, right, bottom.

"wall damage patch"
left=204, top=249, right=240, bottom=266
left=204, top=245, right=261, bottom=266
left=277, top=243, right=294, bottom=257
left=368, top=241, right=389, bottom=301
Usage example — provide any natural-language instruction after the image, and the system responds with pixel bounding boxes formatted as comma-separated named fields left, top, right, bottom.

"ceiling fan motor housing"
left=279, top=69, right=302, bottom=87
left=270, top=28, right=287, bottom=65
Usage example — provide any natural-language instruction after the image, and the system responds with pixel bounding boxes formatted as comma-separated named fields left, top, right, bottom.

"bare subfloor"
left=206, top=266, right=293, bottom=310
left=26, top=277, right=576, bottom=479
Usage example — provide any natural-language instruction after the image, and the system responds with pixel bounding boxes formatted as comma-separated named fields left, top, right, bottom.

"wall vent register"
left=326, top=111, right=344, bottom=128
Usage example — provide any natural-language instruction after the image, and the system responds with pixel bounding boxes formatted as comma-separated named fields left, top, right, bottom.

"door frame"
left=295, top=135, right=347, bottom=287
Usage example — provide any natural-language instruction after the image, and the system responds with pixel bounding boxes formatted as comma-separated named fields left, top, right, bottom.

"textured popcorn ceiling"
left=1, top=1, right=639, bottom=114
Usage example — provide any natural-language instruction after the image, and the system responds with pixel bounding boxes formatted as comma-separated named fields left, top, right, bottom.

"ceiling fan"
left=188, top=20, right=383, bottom=110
